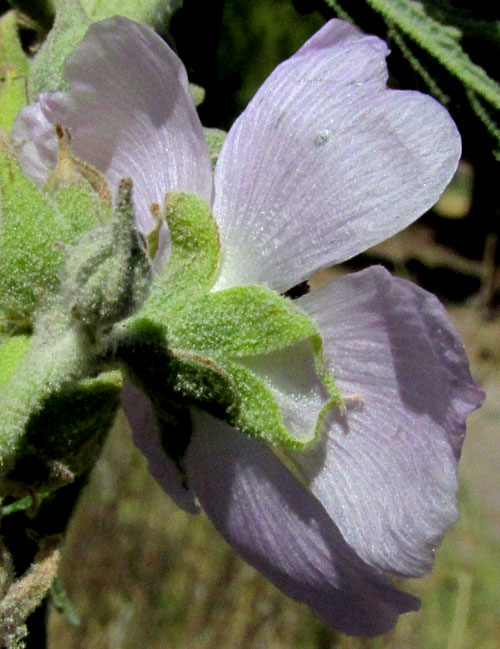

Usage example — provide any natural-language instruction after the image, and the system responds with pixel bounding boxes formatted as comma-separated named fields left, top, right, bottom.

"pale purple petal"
left=14, top=16, right=212, bottom=234
left=239, top=339, right=329, bottom=444
left=121, top=381, right=199, bottom=514
left=213, top=19, right=460, bottom=292
left=186, top=410, right=420, bottom=636
left=293, top=267, right=484, bottom=577
left=11, top=102, right=58, bottom=186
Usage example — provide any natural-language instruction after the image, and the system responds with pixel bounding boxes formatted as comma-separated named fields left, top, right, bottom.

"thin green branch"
left=363, top=0, right=500, bottom=113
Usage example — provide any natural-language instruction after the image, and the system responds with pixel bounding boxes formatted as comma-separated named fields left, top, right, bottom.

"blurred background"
left=4, top=0, right=500, bottom=646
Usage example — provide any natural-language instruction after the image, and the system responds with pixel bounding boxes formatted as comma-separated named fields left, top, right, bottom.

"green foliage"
left=0, top=314, right=93, bottom=486
left=0, top=291, right=123, bottom=492
left=366, top=0, right=500, bottom=109
left=0, top=161, right=140, bottom=493
left=80, top=0, right=182, bottom=28
left=0, top=13, right=28, bottom=75
left=19, top=369, right=122, bottom=479
left=0, top=152, right=68, bottom=324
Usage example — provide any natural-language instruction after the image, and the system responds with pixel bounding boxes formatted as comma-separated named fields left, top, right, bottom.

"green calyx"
left=0, top=181, right=340, bottom=496
left=62, top=178, right=151, bottom=330
left=117, top=192, right=342, bottom=456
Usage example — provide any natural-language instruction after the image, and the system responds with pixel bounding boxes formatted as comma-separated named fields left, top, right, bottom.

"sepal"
left=9, top=369, right=122, bottom=490
left=123, top=291, right=341, bottom=450
left=0, top=150, right=67, bottom=327
left=220, top=359, right=313, bottom=448
left=167, top=286, right=343, bottom=446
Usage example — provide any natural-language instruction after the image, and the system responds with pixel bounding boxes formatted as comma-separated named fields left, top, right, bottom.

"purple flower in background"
left=13, top=17, right=484, bottom=636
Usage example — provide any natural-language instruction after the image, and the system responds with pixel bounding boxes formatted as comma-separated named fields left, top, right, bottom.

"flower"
left=12, top=16, right=484, bottom=636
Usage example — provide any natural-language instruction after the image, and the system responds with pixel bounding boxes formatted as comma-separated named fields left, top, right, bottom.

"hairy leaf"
left=169, top=286, right=318, bottom=358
